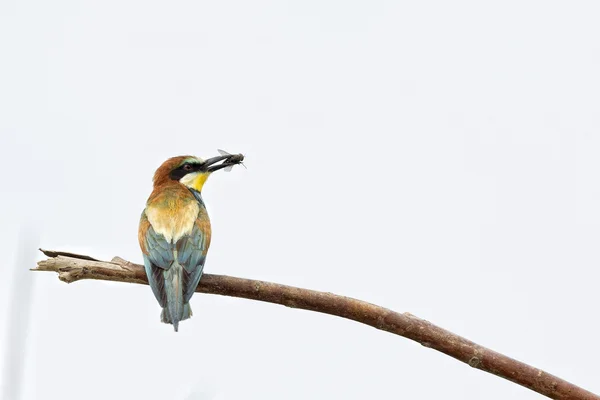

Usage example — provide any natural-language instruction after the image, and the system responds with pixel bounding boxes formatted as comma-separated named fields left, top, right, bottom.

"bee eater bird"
left=138, top=152, right=243, bottom=331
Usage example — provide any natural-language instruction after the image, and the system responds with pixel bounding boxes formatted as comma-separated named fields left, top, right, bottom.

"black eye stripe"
left=169, top=162, right=204, bottom=180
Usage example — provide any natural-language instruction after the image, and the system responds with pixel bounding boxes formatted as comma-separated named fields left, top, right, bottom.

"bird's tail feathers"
left=160, top=303, right=192, bottom=332
left=161, top=261, right=192, bottom=332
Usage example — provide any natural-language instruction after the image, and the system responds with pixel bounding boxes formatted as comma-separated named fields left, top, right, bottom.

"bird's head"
left=152, top=153, right=243, bottom=192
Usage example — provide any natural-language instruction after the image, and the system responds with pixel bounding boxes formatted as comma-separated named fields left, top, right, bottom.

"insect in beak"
left=215, top=149, right=246, bottom=172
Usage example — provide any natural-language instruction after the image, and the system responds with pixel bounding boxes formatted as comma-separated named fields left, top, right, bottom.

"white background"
left=1, top=1, right=599, bottom=399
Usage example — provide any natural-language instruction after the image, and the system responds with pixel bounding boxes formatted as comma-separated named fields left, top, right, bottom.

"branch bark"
left=33, top=249, right=598, bottom=400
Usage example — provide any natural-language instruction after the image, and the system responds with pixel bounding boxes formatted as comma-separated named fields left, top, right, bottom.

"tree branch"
left=32, top=249, right=598, bottom=400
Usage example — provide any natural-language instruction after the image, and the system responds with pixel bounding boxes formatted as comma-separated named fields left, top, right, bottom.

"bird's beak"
left=202, top=155, right=230, bottom=172
left=202, top=153, right=244, bottom=173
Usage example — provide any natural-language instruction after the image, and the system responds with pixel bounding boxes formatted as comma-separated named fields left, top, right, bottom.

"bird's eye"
left=183, top=164, right=193, bottom=171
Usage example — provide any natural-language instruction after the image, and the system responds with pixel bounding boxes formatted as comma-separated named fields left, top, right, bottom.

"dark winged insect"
left=217, top=149, right=246, bottom=171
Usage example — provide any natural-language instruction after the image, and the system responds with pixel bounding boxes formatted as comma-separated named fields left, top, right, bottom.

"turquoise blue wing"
left=142, top=253, right=167, bottom=307
left=144, top=224, right=175, bottom=269
left=176, top=221, right=209, bottom=303
left=142, top=223, right=175, bottom=308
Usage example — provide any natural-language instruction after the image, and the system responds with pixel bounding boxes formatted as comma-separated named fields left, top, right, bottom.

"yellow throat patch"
left=180, top=171, right=210, bottom=192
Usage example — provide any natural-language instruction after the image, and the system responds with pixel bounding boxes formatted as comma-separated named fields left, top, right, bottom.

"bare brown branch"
left=32, top=249, right=598, bottom=400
